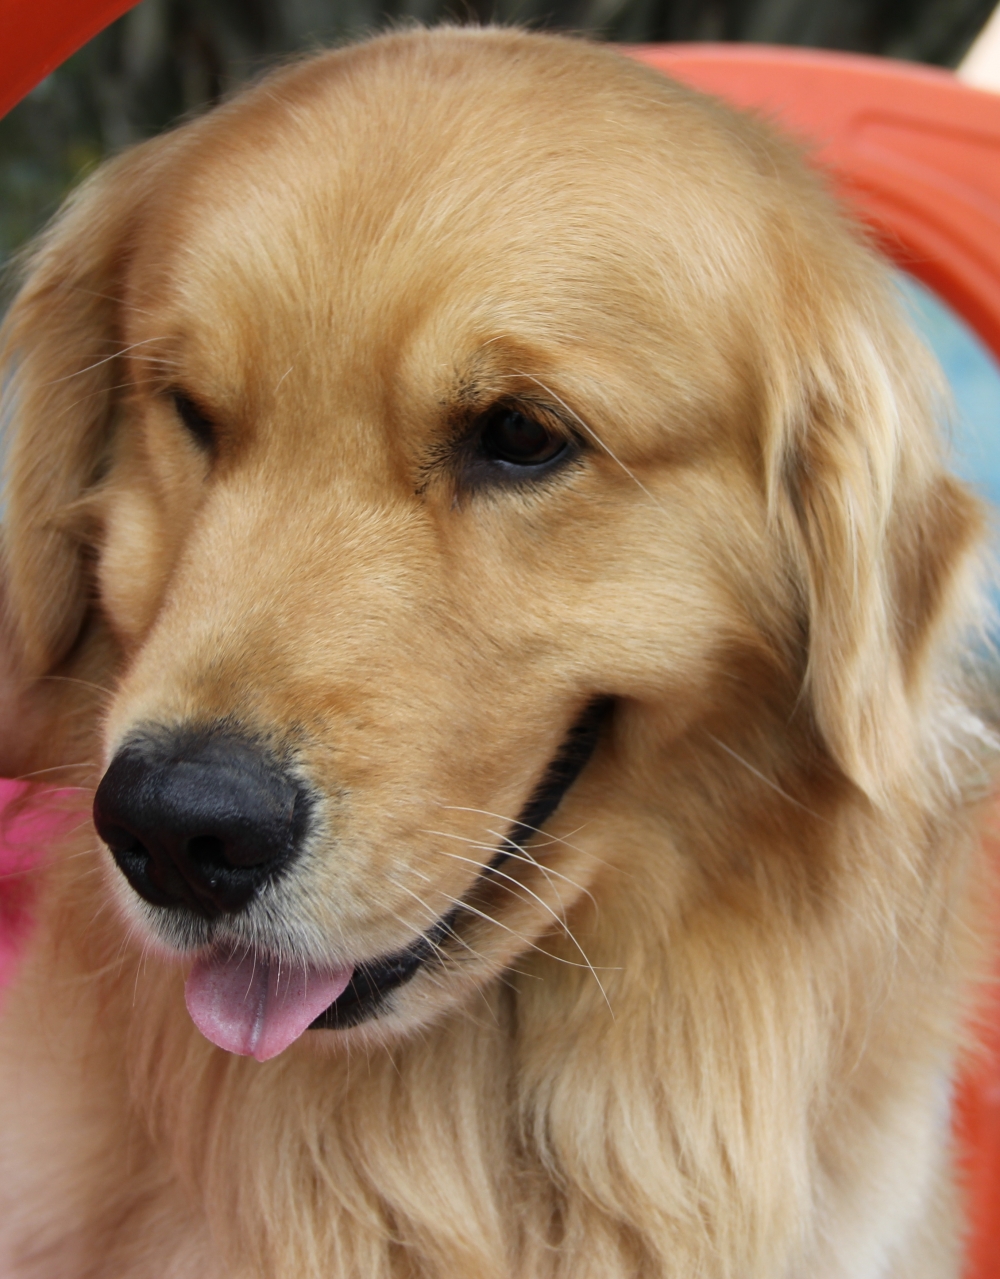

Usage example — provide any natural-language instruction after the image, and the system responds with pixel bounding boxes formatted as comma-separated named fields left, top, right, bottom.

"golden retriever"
left=0, top=25, right=995, bottom=1279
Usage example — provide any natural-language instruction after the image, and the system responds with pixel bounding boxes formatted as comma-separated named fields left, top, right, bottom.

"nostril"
left=186, top=835, right=228, bottom=869
left=101, top=827, right=186, bottom=910
left=115, top=843, right=154, bottom=886
left=102, top=827, right=148, bottom=859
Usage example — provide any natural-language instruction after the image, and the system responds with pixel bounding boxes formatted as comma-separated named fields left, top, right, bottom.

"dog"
left=0, top=25, right=994, bottom=1278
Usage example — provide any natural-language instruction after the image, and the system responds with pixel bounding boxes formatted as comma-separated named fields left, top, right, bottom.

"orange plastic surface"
left=627, top=45, right=1000, bottom=368
left=1, top=10, right=999, bottom=1274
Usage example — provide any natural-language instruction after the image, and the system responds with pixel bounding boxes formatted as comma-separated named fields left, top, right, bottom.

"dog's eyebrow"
left=512, top=369, right=671, bottom=517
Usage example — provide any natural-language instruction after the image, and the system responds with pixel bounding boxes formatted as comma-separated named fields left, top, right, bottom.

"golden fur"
left=0, top=26, right=995, bottom=1278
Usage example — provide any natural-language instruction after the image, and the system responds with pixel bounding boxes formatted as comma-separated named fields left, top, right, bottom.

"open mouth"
left=183, top=698, right=612, bottom=1058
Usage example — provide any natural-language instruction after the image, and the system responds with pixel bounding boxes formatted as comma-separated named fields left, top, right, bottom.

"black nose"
left=93, top=728, right=311, bottom=917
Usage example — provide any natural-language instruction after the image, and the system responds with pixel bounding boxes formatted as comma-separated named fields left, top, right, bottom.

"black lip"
left=309, top=696, right=613, bottom=1031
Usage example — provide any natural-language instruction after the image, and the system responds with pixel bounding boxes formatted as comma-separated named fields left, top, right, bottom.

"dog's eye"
left=171, top=390, right=214, bottom=449
left=478, top=408, right=567, bottom=468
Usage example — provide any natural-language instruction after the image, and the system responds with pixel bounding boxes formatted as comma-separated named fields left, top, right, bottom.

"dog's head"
left=0, top=28, right=984, bottom=1055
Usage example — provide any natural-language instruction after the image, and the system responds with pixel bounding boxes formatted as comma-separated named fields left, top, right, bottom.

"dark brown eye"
left=171, top=390, right=214, bottom=449
left=478, top=408, right=567, bottom=468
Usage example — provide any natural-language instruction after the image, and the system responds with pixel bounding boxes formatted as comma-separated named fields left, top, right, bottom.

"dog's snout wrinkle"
left=93, top=728, right=310, bottom=917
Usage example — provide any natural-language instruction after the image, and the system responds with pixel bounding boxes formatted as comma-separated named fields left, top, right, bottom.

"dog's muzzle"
left=93, top=699, right=612, bottom=1045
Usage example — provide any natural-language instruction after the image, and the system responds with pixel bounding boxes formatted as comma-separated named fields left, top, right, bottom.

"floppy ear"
left=0, top=135, right=176, bottom=772
left=2, top=145, right=154, bottom=674
left=0, top=550, right=48, bottom=778
left=768, top=292, right=986, bottom=802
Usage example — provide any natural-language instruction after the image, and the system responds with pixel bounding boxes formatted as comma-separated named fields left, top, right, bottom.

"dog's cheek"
left=96, top=485, right=178, bottom=647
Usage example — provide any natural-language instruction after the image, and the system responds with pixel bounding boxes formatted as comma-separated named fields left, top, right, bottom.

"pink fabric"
left=0, top=778, right=69, bottom=996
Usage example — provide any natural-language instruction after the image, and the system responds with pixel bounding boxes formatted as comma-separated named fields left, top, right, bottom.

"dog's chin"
left=112, top=839, right=536, bottom=1059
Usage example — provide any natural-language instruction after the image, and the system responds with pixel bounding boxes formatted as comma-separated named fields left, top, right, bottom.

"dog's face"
left=0, top=29, right=979, bottom=1056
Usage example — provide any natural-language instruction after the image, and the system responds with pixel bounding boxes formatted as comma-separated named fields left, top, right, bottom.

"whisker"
left=45, top=338, right=170, bottom=385
left=480, top=829, right=598, bottom=910
left=37, top=674, right=114, bottom=696
left=435, top=847, right=573, bottom=919
left=395, top=876, right=615, bottom=980
left=438, top=804, right=611, bottom=868
left=383, top=886, right=445, bottom=937
left=429, top=848, right=613, bottom=1011
left=387, top=874, right=525, bottom=975
left=706, top=733, right=827, bottom=822
left=8, top=761, right=94, bottom=780
left=387, top=878, right=541, bottom=979
left=69, top=287, right=160, bottom=322
left=13, top=785, right=93, bottom=798
left=512, top=370, right=669, bottom=516
left=420, top=825, right=597, bottom=908
left=133, top=933, right=152, bottom=1009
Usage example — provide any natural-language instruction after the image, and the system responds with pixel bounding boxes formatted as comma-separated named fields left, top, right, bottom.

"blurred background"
left=3, top=0, right=998, bottom=270
left=2, top=0, right=1000, bottom=506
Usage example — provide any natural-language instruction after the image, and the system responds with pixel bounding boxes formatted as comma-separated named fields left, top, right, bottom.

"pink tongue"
left=185, top=950, right=354, bottom=1062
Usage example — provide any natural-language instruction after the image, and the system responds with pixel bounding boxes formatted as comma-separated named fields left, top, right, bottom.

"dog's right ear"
left=0, top=546, right=50, bottom=778
left=1, top=139, right=173, bottom=676
left=0, top=135, right=178, bottom=773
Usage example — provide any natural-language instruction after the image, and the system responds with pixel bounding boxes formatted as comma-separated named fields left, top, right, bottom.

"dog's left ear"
left=769, top=290, right=986, bottom=802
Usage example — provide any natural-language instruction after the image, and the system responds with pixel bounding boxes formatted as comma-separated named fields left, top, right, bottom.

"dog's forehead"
left=126, top=34, right=769, bottom=398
